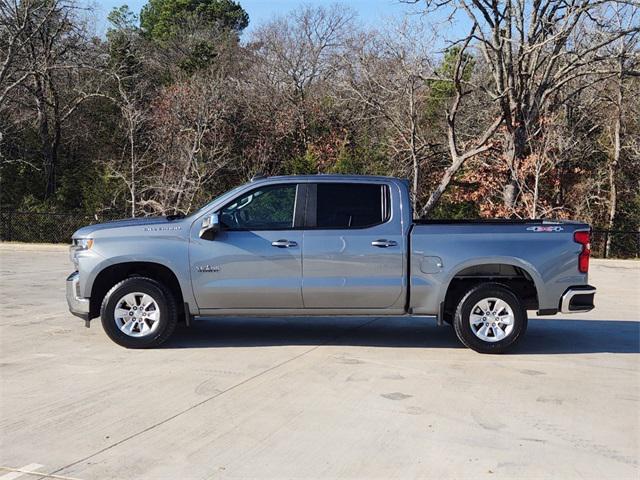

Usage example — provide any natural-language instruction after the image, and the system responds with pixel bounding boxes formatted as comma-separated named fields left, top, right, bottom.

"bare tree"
left=600, top=5, right=640, bottom=255
left=2, top=0, right=105, bottom=197
left=106, top=70, right=150, bottom=217
left=141, top=68, right=233, bottom=215
left=0, top=0, right=59, bottom=107
left=250, top=4, right=354, bottom=153
left=420, top=31, right=504, bottom=215
left=339, top=21, right=437, bottom=211
left=408, top=0, right=640, bottom=214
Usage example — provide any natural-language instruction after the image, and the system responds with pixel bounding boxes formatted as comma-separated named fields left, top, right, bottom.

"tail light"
left=574, top=231, right=591, bottom=273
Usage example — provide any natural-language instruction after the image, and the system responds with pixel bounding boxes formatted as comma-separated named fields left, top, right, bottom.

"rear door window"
left=310, top=183, right=388, bottom=229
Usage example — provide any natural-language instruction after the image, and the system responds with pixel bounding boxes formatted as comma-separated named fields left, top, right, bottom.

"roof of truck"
left=251, top=174, right=406, bottom=182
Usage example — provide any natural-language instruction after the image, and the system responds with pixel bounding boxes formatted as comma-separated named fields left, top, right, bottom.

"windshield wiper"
left=166, top=214, right=185, bottom=221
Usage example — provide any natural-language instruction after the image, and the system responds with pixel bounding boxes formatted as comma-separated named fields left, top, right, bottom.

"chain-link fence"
left=1, top=210, right=639, bottom=258
left=591, top=230, right=640, bottom=259
left=0, top=210, right=122, bottom=244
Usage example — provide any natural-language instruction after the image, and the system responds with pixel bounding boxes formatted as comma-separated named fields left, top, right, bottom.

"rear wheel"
left=453, top=283, right=527, bottom=354
left=100, top=277, right=178, bottom=348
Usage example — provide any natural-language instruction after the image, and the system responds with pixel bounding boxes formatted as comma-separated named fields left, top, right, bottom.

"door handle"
left=371, top=239, right=397, bottom=248
left=271, top=239, right=298, bottom=248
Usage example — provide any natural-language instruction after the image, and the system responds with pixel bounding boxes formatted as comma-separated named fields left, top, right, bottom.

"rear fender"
left=438, top=256, right=545, bottom=309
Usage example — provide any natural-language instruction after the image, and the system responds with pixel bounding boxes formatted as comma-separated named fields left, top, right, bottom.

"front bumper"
left=66, top=271, right=90, bottom=320
left=560, top=285, right=596, bottom=313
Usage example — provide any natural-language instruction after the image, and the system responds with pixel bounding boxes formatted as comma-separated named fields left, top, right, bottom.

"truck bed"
left=414, top=218, right=585, bottom=225
left=408, top=220, right=590, bottom=316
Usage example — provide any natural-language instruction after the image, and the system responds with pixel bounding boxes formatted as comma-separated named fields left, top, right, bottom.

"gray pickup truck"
left=67, top=175, right=595, bottom=353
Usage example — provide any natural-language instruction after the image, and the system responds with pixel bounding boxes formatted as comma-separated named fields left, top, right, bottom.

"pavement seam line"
left=0, top=467, right=83, bottom=480
left=45, top=316, right=381, bottom=478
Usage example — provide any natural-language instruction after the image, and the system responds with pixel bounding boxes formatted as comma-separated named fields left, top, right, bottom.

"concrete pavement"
left=0, top=244, right=638, bottom=479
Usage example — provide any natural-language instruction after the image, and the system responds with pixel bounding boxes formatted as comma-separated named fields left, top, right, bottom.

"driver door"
left=190, top=183, right=304, bottom=310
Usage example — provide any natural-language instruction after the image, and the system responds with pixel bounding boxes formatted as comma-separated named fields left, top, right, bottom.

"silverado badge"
left=196, top=264, right=220, bottom=273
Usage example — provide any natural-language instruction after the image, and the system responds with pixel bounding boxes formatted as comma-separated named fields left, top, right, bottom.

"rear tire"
left=453, top=283, right=527, bottom=354
left=100, top=277, right=178, bottom=348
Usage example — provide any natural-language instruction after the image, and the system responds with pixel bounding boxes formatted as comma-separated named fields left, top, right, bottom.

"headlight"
left=72, top=238, right=94, bottom=250
left=70, top=238, right=93, bottom=267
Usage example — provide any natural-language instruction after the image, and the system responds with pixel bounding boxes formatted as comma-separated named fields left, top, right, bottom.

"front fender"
left=81, top=251, right=197, bottom=310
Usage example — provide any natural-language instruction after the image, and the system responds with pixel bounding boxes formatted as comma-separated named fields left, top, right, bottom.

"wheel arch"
left=89, top=261, right=184, bottom=320
left=440, top=258, right=542, bottom=323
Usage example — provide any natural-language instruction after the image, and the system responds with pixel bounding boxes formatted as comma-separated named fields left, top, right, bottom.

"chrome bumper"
left=66, top=271, right=90, bottom=320
left=560, top=286, right=596, bottom=313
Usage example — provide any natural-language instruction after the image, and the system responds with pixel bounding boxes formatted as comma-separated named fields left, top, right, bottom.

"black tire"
left=453, top=283, right=527, bottom=354
left=100, top=276, right=178, bottom=348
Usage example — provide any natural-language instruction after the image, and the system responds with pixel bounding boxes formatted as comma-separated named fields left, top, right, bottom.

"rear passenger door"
left=301, top=182, right=405, bottom=309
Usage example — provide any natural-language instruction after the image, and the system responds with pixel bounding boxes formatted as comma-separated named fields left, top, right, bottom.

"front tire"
left=453, top=283, right=527, bottom=354
left=100, top=277, right=178, bottom=348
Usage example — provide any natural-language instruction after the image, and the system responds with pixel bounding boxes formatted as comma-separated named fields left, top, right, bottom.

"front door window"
left=220, top=184, right=297, bottom=231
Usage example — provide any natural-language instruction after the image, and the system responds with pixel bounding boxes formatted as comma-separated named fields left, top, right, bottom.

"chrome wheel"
left=113, top=292, right=161, bottom=337
left=469, top=297, right=515, bottom=342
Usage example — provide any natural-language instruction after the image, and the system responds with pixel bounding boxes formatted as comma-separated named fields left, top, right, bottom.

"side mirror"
left=199, top=213, right=220, bottom=240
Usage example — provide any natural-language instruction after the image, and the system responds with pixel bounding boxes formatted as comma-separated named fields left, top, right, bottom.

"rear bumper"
left=560, top=285, right=596, bottom=313
left=66, top=271, right=90, bottom=320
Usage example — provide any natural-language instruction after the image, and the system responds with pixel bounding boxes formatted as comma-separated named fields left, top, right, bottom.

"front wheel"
left=100, top=277, right=178, bottom=348
left=453, top=283, right=527, bottom=354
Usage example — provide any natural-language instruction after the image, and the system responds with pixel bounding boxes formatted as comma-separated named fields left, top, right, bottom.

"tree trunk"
left=34, top=78, right=56, bottom=199
left=606, top=159, right=617, bottom=256
left=45, top=137, right=59, bottom=198
left=412, top=149, right=419, bottom=214
left=503, top=123, right=527, bottom=212
left=129, top=121, right=136, bottom=217
left=42, top=133, right=56, bottom=198
left=409, top=82, right=419, bottom=213
left=532, top=165, right=540, bottom=218
left=606, top=62, right=623, bottom=258
left=48, top=112, right=62, bottom=199
left=420, top=155, right=464, bottom=217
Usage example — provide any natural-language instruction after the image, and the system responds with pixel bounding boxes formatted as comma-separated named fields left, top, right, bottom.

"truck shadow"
left=164, top=316, right=640, bottom=354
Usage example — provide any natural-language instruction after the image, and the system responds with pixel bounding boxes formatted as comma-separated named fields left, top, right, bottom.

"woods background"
left=1, top=0, right=639, bottom=255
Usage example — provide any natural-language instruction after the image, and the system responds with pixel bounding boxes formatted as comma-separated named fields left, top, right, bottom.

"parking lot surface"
left=0, top=243, right=638, bottom=479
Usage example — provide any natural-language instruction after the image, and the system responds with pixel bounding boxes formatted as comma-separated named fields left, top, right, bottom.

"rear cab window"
left=306, top=183, right=389, bottom=229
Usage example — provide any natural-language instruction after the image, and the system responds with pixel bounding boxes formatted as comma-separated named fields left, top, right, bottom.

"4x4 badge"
left=526, top=226, right=564, bottom=232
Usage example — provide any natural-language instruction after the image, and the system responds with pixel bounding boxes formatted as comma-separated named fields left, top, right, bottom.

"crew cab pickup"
left=67, top=175, right=596, bottom=353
